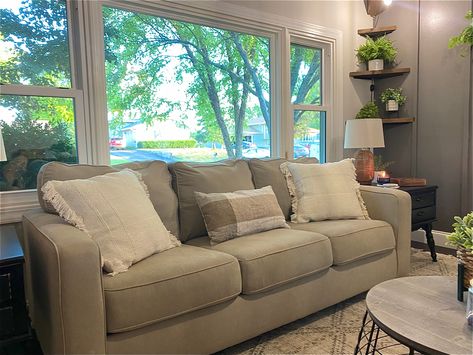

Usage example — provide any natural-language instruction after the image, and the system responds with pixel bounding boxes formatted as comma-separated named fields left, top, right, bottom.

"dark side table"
left=399, top=185, right=438, bottom=262
left=0, top=226, right=31, bottom=346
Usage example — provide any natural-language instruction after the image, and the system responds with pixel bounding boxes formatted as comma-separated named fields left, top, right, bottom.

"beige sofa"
left=21, top=159, right=411, bottom=354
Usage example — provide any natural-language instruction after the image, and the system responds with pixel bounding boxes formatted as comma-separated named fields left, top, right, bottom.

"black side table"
left=399, top=185, right=438, bottom=262
left=0, top=226, right=31, bottom=346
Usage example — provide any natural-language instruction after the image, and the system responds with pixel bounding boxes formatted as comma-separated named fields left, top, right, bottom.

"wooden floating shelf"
left=382, top=117, right=415, bottom=124
left=349, top=67, right=411, bottom=80
left=358, top=26, right=397, bottom=38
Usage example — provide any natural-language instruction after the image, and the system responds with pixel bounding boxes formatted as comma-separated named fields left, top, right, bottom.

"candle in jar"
left=377, top=171, right=390, bottom=184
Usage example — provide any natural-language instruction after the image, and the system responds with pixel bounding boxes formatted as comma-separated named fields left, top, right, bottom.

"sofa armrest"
left=360, top=186, right=411, bottom=276
left=22, top=209, right=106, bottom=354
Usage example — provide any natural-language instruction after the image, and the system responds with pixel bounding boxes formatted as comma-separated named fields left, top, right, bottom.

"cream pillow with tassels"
left=42, top=169, right=181, bottom=275
left=280, top=159, right=370, bottom=223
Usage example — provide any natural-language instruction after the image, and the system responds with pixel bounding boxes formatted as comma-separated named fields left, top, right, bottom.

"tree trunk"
left=231, top=33, right=271, bottom=131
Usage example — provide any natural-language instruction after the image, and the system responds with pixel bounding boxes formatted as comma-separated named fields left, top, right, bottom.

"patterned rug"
left=219, top=249, right=457, bottom=355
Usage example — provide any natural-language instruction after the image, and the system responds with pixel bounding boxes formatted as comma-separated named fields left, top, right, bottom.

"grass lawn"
left=163, top=148, right=228, bottom=162
left=110, top=158, right=131, bottom=165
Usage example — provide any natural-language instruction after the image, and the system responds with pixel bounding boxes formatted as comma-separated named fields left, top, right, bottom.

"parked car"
left=109, top=137, right=126, bottom=150
left=242, top=141, right=257, bottom=149
left=294, top=144, right=310, bottom=158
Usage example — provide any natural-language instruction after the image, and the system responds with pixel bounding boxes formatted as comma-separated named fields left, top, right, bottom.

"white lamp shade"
left=344, top=119, right=385, bottom=149
left=0, top=127, right=6, bottom=162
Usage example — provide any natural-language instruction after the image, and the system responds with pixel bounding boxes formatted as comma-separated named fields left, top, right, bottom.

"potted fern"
left=356, top=102, right=380, bottom=119
left=447, top=212, right=473, bottom=289
left=380, top=88, right=407, bottom=112
left=356, top=36, right=397, bottom=71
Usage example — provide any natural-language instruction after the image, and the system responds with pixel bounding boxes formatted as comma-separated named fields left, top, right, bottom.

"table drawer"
left=0, top=274, right=11, bottom=305
left=411, top=191, right=435, bottom=209
left=412, top=206, right=436, bottom=224
left=0, top=306, right=14, bottom=338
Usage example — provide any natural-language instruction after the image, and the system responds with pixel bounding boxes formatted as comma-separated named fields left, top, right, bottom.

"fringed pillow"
left=42, top=169, right=181, bottom=275
left=280, top=159, right=370, bottom=223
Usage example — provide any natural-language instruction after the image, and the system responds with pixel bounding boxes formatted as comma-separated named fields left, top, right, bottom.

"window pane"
left=0, top=95, right=78, bottom=191
left=293, top=111, right=325, bottom=162
left=290, top=44, right=322, bottom=105
left=103, top=7, right=270, bottom=164
left=0, top=0, right=71, bottom=87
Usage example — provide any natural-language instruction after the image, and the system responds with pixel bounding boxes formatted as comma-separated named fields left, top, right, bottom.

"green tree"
left=1, top=0, right=75, bottom=134
left=103, top=7, right=271, bottom=158
left=290, top=44, right=322, bottom=125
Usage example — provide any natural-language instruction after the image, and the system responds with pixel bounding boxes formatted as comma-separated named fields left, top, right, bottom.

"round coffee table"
left=354, top=276, right=472, bottom=355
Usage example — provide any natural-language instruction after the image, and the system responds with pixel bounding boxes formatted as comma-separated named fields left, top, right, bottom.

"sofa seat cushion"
left=187, top=229, right=332, bottom=295
left=289, top=220, right=395, bottom=266
left=102, top=245, right=241, bottom=333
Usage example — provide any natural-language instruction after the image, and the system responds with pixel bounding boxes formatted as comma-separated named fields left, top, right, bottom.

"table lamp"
left=344, top=119, right=385, bottom=184
left=0, top=127, right=6, bottom=162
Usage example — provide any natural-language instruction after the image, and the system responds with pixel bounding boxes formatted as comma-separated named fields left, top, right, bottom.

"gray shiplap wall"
left=375, top=0, right=472, bottom=231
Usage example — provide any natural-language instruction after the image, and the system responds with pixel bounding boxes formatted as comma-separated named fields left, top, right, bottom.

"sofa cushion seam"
left=324, top=225, right=392, bottom=238
left=222, top=237, right=329, bottom=262
left=107, top=290, right=241, bottom=333
left=241, top=262, right=331, bottom=295
left=333, top=246, right=395, bottom=265
left=104, top=259, right=237, bottom=291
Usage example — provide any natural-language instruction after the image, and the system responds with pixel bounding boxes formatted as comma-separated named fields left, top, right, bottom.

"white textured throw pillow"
left=280, top=159, right=370, bottom=223
left=42, top=169, right=181, bottom=275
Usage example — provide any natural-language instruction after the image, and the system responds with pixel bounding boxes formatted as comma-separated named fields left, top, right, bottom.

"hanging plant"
left=448, top=10, right=473, bottom=54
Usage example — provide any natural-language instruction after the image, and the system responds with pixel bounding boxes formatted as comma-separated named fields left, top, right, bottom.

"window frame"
left=289, top=37, right=333, bottom=162
left=100, top=3, right=277, bottom=162
left=0, top=0, right=343, bottom=223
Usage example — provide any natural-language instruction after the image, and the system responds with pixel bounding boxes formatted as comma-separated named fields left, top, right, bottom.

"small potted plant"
left=356, top=102, right=380, bottom=119
left=380, top=88, right=407, bottom=112
left=447, top=212, right=473, bottom=289
left=356, top=36, right=397, bottom=71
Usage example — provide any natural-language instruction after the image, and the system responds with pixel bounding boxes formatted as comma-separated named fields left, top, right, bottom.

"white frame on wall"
left=0, top=0, right=344, bottom=223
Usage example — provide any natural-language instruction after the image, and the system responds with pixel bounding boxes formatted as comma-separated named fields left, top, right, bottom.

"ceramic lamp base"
left=354, top=149, right=374, bottom=185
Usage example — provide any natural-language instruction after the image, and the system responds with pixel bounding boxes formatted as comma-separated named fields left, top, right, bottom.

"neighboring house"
left=117, top=120, right=191, bottom=148
left=245, top=116, right=270, bottom=148
left=246, top=116, right=320, bottom=149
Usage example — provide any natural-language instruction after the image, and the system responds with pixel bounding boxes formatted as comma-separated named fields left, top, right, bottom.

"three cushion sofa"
left=20, top=158, right=411, bottom=354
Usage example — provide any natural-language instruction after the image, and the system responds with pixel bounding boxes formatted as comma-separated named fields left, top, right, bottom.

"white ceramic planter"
left=386, top=100, right=399, bottom=112
left=368, top=59, right=384, bottom=71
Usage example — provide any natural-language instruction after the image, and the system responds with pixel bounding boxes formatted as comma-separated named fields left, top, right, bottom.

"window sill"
left=0, top=190, right=40, bottom=224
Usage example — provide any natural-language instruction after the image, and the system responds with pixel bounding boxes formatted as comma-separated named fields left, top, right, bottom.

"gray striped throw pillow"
left=195, top=186, right=289, bottom=244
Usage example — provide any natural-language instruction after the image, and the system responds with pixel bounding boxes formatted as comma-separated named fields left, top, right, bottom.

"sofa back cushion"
left=37, top=160, right=179, bottom=236
left=248, top=157, right=318, bottom=220
left=169, top=160, right=255, bottom=242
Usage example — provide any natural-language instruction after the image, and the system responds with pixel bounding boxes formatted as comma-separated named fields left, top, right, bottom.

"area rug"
left=219, top=249, right=457, bottom=355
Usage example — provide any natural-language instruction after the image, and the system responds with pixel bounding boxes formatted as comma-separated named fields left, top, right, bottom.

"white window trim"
left=0, top=0, right=343, bottom=223
left=288, top=38, right=333, bottom=162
